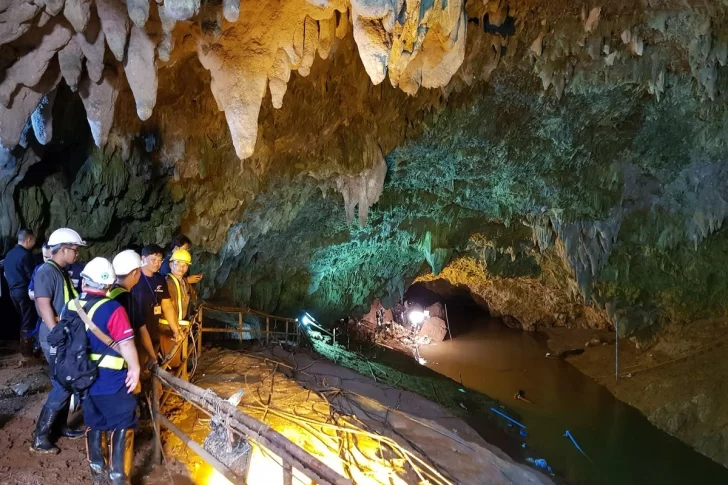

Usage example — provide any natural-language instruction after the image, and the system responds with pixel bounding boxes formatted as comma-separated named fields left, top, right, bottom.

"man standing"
left=161, top=249, right=196, bottom=372
left=131, top=245, right=182, bottom=362
left=160, top=234, right=202, bottom=285
left=67, top=258, right=140, bottom=485
left=31, top=228, right=86, bottom=453
left=110, top=250, right=156, bottom=369
left=3, top=229, right=37, bottom=357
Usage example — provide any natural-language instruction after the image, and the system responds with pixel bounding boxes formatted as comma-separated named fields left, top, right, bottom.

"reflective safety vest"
left=67, top=298, right=127, bottom=370
left=47, top=260, right=79, bottom=315
left=107, top=286, right=127, bottom=300
left=160, top=274, right=190, bottom=327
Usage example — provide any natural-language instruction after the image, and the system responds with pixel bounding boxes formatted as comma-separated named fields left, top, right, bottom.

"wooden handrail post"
left=266, top=317, right=270, bottom=345
left=198, top=307, right=203, bottom=355
left=238, top=312, right=243, bottom=343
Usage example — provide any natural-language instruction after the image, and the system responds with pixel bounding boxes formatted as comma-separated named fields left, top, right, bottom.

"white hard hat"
left=112, top=249, right=142, bottom=276
left=48, top=228, right=86, bottom=247
left=81, top=257, right=116, bottom=285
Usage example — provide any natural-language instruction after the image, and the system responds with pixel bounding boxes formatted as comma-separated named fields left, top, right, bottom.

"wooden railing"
left=196, top=303, right=300, bottom=348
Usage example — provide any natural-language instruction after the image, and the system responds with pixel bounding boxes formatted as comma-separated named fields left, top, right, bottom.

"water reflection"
left=419, top=316, right=728, bottom=485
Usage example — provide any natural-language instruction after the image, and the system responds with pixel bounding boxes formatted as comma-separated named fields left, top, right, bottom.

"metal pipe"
left=157, top=413, right=244, bottom=484
left=153, top=366, right=351, bottom=485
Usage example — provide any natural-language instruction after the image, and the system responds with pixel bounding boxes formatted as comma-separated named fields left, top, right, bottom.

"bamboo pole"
left=151, top=376, right=162, bottom=465
left=198, top=307, right=204, bottom=355
left=283, top=461, right=293, bottom=485
left=152, top=366, right=350, bottom=485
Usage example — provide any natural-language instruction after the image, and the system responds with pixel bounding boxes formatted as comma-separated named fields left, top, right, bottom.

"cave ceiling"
left=2, top=0, right=728, bottom=336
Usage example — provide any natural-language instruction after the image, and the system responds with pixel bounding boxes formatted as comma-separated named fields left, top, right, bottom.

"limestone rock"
left=426, top=302, right=445, bottom=320
left=418, top=317, right=448, bottom=342
left=36, top=0, right=65, bottom=16
left=63, top=0, right=91, bottom=32
left=0, top=17, right=72, bottom=107
left=0, top=65, right=61, bottom=149
left=335, top=140, right=386, bottom=226
left=126, top=0, right=149, bottom=27
left=76, top=14, right=106, bottom=83
left=223, top=0, right=240, bottom=23
left=0, top=0, right=41, bottom=45
left=164, top=0, right=200, bottom=21
left=79, top=67, right=120, bottom=147
left=57, top=36, right=83, bottom=91
left=30, top=88, right=57, bottom=145
left=123, top=25, right=158, bottom=121
left=96, top=0, right=130, bottom=61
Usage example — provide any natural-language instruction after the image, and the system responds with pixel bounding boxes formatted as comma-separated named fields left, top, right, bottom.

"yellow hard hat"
left=170, top=249, right=192, bottom=264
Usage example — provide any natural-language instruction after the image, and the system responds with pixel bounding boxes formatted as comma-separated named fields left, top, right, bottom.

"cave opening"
left=403, top=280, right=501, bottom=339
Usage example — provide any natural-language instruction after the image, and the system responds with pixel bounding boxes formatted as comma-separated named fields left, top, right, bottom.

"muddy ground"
left=0, top=342, right=176, bottom=485
left=544, top=319, right=728, bottom=468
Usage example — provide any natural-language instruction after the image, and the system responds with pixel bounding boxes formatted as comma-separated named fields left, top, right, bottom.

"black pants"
left=10, top=290, right=38, bottom=341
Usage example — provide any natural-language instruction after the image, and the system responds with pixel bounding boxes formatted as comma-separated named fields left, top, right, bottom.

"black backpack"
left=47, top=297, right=115, bottom=393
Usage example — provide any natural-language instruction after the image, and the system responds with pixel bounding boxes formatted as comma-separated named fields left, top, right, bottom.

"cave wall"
left=1, top=1, right=728, bottom=339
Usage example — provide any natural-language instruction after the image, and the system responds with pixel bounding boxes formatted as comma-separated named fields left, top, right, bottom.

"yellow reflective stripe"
left=89, top=354, right=127, bottom=370
left=169, top=275, right=184, bottom=321
left=48, top=260, right=78, bottom=304
left=159, top=319, right=190, bottom=326
left=68, top=298, right=109, bottom=320
left=107, top=287, right=126, bottom=300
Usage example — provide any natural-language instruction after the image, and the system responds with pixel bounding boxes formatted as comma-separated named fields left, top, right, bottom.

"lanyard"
left=142, top=273, right=159, bottom=304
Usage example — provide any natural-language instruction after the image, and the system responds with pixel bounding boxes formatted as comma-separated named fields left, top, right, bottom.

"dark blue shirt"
left=131, top=272, right=170, bottom=342
left=3, top=245, right=35, bottom=292
left=159, top=255, right=171, bottom=276
left=65, top=262, right=85, bottom=293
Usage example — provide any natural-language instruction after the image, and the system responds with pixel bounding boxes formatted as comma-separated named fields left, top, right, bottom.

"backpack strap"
left=72, top=298, right=119, bottom=352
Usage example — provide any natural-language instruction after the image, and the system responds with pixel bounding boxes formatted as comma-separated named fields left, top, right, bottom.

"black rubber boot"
left=108, top=428, right=134, bottom=485
left=57, top=405, right=85, bottom=439
left=30, top=406, right=60, bottom=454
left=86, top=428, right=108, bottom=478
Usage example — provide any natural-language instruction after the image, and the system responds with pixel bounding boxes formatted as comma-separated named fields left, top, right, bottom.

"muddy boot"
left=56, top=405, right=85, bottom=439
left=108, top=428, right=134, bottom=485
left=86, top=428, right=108, bottom=479
left=30, top=406, right=60, bottom=454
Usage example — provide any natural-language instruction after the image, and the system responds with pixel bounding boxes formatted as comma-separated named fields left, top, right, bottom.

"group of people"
left=3, top=228, right=202, bottom=484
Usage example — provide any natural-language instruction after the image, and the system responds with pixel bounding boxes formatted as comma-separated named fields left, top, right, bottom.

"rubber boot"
left=57, top=404, right=85, bottom=439
left=30, top=406, right=60, bottom=454
left=108, top=428, right=134, bottom=485
left=86, top=428, right=108, bottom=479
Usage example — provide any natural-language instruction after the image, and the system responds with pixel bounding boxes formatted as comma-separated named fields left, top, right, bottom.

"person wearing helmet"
left=110, top=250, right=156, bottom=369
left=159, top=249, right=196, bottom=371
left=160, top=234, right=203, bottom=284
left=132, top=245, right=183, bottom=359
left=3, top=228, right=38, bottom=357
left=31, top=228, right=87, bottom=453
left=70, top=258, right=140, bottom=484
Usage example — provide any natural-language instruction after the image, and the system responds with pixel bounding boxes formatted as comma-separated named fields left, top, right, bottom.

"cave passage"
left=407, top=285, right=728, bottom=485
